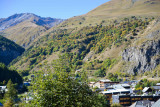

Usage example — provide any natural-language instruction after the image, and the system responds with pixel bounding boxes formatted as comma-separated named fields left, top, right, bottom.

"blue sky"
left=0, top=0, right=110, bottom=19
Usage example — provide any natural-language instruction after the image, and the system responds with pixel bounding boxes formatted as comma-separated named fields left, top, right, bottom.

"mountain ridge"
left=0, top=13, right=64, bottom=31
left=0, top=13, right=64, bottom=48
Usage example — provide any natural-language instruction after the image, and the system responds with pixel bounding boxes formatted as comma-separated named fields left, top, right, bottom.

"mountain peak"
left=0, top=13, right=64, bottom=31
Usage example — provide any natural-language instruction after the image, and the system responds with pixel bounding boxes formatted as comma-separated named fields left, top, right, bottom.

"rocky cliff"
left=122, top=18, right=160, bottom=74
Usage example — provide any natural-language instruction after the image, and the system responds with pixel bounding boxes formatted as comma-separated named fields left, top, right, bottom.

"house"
left=101, top=84, right=132, bottom=104
left=156, top=83, right=160, bottom=86
left=111, top=94, right=160, bottom=106
left=101, top=88, right=130, bottom=104
left=92, top=79, right=119, bottom=90
left=0, top=86, right=7, bottom=92
left=152, top=83, right=160, bottom=95
left=106, top=84, right=133, bottom=93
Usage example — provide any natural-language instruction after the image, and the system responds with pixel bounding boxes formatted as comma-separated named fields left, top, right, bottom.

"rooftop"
left=99, top=79, right=111, bottom=82
left=101, top=88, right=130, bottom=95
left=156, top=83, right=160, bottom=86
left=152, top=99, right=160, bottom=107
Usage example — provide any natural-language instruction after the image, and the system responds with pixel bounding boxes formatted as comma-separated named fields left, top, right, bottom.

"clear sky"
left=0, top=0, right=110, bottom=19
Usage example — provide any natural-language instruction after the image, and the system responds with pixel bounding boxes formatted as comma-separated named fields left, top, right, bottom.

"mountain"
left=0, top=13, right=64, bottom=48
left=9, top=0, right=160, bottom=79
left=55, top=0, right=160, bottom=30
left=0, top=13, right=63, bottom=31
left=0, top=35, right=25, bottom=65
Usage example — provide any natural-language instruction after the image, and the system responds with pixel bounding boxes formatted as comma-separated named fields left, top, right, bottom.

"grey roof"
left=130, top=100, right=154, bottom=107
left=152, top=99, right=160, bottom=107
left=152, top=86, right=160, bottom=90
left=113, top=84, right=130, bottom=89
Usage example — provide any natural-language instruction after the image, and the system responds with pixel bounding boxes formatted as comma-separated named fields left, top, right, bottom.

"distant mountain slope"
left=0, top=13, right=64, bottom=48
left=0, top=13, right=63, bottom=31
left=0, top=35, right=25, bottom=65
left=1, top=21, right=47, bottom=48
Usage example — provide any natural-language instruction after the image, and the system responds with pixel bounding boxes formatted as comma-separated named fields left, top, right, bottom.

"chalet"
left=92, top=79, right=119, bottom=90
left=152, top=83, right=160, bottom=95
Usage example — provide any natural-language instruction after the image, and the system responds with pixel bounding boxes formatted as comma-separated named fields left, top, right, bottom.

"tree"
left=3, top=98, right=14, bottom=107
left=94, top=69, right=106, bottom=77
left=5, top=80, right=17, bottom=101
left=27, top=71, right=108, bottom=107
left=25, top=56, right=108, bottom=107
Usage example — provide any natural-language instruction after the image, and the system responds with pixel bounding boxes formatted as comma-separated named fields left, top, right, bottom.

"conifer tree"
left=5, top=80, right=17, bottom=100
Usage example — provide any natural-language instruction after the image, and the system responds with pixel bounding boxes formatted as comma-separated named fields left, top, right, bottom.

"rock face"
left=122, top=40, right=160, bottom=74
left=122, top=18, right=160, bottom=74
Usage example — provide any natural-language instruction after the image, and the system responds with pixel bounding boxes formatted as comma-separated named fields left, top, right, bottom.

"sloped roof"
left=152, top=86, right=160, bottom=90
left=142, top=87, right=152, bottom=93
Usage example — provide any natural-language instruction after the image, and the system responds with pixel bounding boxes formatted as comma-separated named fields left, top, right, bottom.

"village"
left=89, top=79, right=160, bottom=107
left=1, top=76, right=160, bottom=107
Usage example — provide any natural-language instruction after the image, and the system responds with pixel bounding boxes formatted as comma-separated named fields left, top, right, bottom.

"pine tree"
left=5, top=80, right=17, bottom=101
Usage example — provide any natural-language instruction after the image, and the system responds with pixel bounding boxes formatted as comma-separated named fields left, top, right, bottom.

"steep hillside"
left=55, top=0, right=160, bottom=29
left=0, top=35, right=25, bottom=65
left=0, top=63, right=22, bottom=85
left=1, top=21, right=47, bottom=48
left=0, top=13, right=64, bottom=48
left=10, top=17, right=154, bottom=72
left=9, top=0, right=160, bottom=79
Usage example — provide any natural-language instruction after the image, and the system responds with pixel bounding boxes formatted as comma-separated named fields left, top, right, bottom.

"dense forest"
left=0, top=35, right=25, bottom=65
left=0, top=63, right=23, bottom=85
